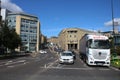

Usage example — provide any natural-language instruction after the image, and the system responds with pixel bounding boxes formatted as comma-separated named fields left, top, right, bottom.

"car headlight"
left=60, top=58, right=62, bottom=60
left=70, top=58, right=73, bottom=60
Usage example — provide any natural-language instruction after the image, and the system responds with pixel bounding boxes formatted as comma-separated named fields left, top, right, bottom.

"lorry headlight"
left=106, top=56, right=110, bottom=61
left=90, top=57, right=93, bottom=60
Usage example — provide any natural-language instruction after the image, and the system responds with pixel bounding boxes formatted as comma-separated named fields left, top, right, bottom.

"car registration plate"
left=64, top=60, right=68, bottom=62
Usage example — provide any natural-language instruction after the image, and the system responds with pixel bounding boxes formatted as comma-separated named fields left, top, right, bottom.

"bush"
left=116, top=46, right=120, bottom=55
left=111, top=46, right=120, bottom=55
left=111, top=59, right=120, bottom=69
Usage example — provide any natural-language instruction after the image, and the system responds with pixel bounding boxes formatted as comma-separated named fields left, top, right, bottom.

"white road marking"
left=18, top=60, right=26, bottom=62
left=110, top=66, right=120, bottom=71
left=0, top=60, right=28, bottom=68
left=8, top=60, right=13, bottom=63
left=98, top=68, right=110, bottom=71
left=41, top=67, right=93, bottom=70
left=46, top=59, right=58, bottom=68
left=44, top=64, right=47, bottom=68
left=56, top=64, right=62, bottom=68
left=7, top=62, right=29, bottom=68
left=7, top=66, right=14, bottom=68
left=4, top=60, right=26, bottom=68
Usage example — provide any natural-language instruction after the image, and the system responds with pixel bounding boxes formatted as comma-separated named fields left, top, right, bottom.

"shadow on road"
left=0, top=53, right=30, bottom=60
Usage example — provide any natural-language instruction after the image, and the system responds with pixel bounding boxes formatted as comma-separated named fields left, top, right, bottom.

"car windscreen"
left=62, top=53, right=73, bottom=56
left=88, top=40, right=110, bottom=49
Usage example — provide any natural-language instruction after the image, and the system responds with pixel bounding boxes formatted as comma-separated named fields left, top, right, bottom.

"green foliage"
left=0, top=21, right=22, bottom=51
left=109, top=37, right=120, bottom=55
left=115, top=46, right=120, bottom=55
left=111, top=59, right=120, bottom=68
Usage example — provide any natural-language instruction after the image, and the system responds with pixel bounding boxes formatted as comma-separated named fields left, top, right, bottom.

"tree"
left=115, top=46, right=120, bottom=55
left=109, top=36, right=120, bottom=55
left=7, top=28, right=22, bottom=50
left=0, top=21, right=22, bottom=53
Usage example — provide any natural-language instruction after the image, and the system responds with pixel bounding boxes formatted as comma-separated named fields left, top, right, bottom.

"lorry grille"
left=93, top=52, right=107, bottom=60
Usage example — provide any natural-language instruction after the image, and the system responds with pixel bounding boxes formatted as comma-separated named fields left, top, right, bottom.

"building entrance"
left=68, top=44, right=77, bottom=50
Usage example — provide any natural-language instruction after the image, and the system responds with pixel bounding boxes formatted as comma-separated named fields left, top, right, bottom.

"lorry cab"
left=80, top=34, right=110, bottom=66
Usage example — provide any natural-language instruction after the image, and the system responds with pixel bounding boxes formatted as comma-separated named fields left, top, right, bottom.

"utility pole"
left=111, top=0, right=117, bottom=57
left=111, top=0, right=115, bottom=35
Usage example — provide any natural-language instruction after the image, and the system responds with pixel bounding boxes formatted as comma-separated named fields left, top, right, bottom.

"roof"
left=63, top=50, right=72, bottom=53
left=58, top=27, right=94, bottom=36
left=8, top=12, right=38, bottom=19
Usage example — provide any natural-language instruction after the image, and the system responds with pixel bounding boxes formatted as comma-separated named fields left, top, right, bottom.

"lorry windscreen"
left=89, top=40, right=110, bottom=49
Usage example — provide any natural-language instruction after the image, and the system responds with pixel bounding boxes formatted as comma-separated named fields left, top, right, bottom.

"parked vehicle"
left=39, top=50, right=47, bottom=54
left=56, top=48, right=64, bottom=54
left=59, top=51, right=74, bottom=64
left=79, top=33, right=110, bottom=66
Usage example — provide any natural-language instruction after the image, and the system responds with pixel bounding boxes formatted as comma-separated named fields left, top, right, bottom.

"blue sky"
left=2, top=0, right=120, bottom=38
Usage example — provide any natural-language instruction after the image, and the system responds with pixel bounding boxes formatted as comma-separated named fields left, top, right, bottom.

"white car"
left=59, top=51, right=74, bottom=64
left=39, top=50, right=47, bottom=54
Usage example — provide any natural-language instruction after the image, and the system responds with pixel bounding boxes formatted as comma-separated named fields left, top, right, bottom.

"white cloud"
left=1, top=0, right=23, bottom=13
left=104, top=18, right=120, bottom=26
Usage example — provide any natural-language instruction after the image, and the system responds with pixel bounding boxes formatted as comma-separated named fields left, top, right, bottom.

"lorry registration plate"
left=97, top=63, right=103, bottom=65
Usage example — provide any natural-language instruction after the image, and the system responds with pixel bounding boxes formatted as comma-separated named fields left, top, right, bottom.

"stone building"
left=58, top=28, right=94, bottom=50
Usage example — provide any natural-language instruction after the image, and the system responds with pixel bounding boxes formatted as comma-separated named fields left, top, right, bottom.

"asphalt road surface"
left=0, top=49, right=120, bottom=80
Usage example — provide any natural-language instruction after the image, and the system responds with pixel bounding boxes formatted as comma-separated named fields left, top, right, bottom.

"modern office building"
left=0, top=0, right=2, bottom=23
left=58, top=28, right=94, bottom=50
left=1, top=9, right=11, bottom=21
left=7, top=13, right=40, bottom=52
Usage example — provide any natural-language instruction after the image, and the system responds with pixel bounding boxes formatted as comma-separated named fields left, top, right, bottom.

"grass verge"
left=111, top=59, right=120, bottom=69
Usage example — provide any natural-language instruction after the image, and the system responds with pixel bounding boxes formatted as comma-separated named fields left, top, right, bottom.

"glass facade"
left=7, top=16, right=16, bottom=29
left=7, top=14, right=39, bottom=52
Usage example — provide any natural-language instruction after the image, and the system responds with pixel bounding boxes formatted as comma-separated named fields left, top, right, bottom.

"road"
left=0, top=49, right=120, bottom=80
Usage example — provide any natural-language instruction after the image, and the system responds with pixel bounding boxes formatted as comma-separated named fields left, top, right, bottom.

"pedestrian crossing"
left=0, top=59, right=28, bottom=68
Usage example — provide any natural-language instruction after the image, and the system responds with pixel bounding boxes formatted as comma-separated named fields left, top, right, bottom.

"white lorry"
left=79, top=33, right=110, bottom=66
